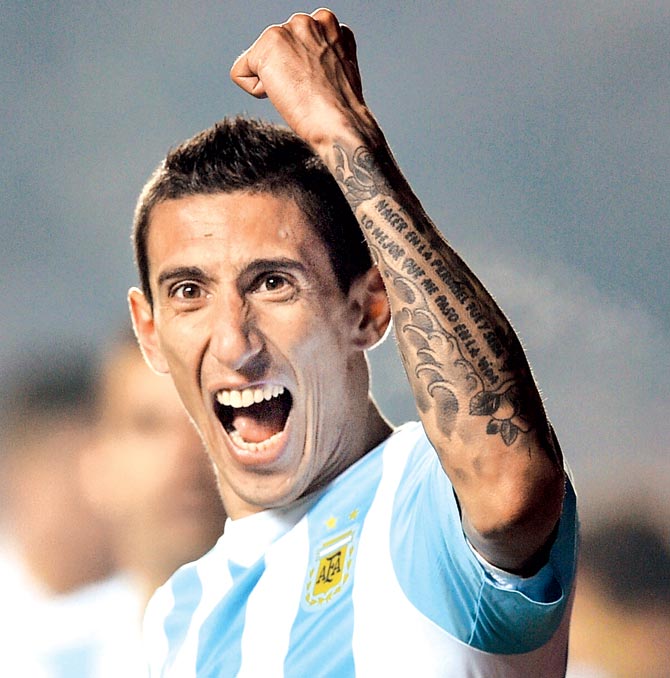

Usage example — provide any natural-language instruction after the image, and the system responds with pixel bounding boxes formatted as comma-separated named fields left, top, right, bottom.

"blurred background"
left=1, top=1, right=669, bottom=674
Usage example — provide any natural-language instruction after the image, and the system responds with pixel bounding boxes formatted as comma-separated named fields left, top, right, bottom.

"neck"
left=311, top=394, right=393, bottom=494
left=361, top=396, right=394, bottom=455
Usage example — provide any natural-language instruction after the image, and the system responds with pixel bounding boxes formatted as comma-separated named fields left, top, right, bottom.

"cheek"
left=159, top=339, right=202, bottom=403
left=302, top=322, right=349, bottom=364
left=275, top=328, right=340, bottom=372
left=156, top=312, right=205, bottom=367
left=261, top=305, right=347, bottom=355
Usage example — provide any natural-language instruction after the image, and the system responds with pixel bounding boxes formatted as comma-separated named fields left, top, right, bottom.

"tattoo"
left=334, top=142, right=537, bottom=448
left=392, top=273, right=532, bottom=445
left=333, top=145, right=387, bottom=209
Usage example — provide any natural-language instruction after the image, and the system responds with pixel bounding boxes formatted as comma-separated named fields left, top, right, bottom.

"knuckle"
left=260, top=24, right=289, bottom=49
left=263, top=24, right=284, bottom=40
left=312, top=7, right=336, bottom=22
left=284, top=12, right=313, bottom=31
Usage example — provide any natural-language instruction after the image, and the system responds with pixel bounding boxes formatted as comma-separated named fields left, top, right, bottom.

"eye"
left=260, top=275, right=286, bottom=291
left=252, top=272, right=297, bottom=299
left=169, top=281, right=204, bottom=300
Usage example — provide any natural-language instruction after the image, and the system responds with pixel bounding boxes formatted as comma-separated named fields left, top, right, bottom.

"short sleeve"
left=390, top=425, right=578, bottom=654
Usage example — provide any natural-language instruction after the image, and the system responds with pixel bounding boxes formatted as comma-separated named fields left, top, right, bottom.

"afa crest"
left=304, top=529, right=356, bottom=608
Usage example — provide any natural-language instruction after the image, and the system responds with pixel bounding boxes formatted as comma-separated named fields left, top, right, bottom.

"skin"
left=82, top=344, right=226, bottom=604
left=227, top=8, right=566, bottom=573
left=130, top=191, right=392, bottom=521
left=1, top=418, right=114, bottom=594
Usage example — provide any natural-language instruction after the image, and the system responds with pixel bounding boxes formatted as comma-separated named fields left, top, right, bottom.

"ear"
left=347, top=266, right=391, bottom=350
left=128, top=287, right=170, bottom=375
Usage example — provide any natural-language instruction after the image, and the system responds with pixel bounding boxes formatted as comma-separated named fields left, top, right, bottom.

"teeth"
left=228, top=428, right=284, bottom=452
left=216, top=384, right=285, bottom=408
left=241, top=389, right=254, bottom=407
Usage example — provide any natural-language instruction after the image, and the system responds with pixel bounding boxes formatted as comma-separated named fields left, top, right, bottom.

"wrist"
left=308, top=104, right=384, bottom=160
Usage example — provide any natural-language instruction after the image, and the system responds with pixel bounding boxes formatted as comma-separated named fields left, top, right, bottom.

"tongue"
left=231, top=399, right=287, bottom=444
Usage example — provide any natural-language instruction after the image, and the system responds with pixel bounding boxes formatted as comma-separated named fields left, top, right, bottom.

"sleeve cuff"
left=466, top=538, right=559, bottom=602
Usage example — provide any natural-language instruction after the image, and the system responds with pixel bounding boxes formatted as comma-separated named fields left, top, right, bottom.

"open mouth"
left=214, top=384, right=293, bottom=451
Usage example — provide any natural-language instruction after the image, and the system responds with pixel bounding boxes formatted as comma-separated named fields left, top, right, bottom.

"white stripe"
left=319, top=531, right=353, bottom=557
left=352, top=427, right=459, bottom=676
left=352, top=428, right=476, bottom=676
left=237, top=517, right=310, bottom=677
left=167, top=549, right=233, bottom=678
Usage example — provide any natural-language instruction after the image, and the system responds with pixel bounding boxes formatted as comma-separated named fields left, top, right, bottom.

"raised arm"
left=231, top=9, right=565, bottom=574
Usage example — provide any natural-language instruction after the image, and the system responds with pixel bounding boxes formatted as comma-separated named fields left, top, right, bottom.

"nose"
left=208, top=294, right=263, bottom=372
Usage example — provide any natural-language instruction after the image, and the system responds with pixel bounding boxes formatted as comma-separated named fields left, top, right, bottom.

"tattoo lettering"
left=430, top=258, right=471, bottom=305
left=421, top=277, right=439, bottom=295
left=401, top=257, right=425, bottom=281
left=375, top=199, right=410, bottom=234
left=333, top=142, right=535, bottom=447
left=367, top=224, right=405, bottom=261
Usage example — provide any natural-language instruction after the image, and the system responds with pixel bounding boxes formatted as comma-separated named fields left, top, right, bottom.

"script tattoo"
left=333, top=142, right=536, bottom=447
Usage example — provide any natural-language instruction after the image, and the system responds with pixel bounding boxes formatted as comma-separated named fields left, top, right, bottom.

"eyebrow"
left=156, top=266, right=213, bottom=289
left=242, top=258, right=308, bottom=278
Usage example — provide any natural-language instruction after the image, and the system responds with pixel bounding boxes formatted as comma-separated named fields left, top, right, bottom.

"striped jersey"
left=144, top=421, right=578, bottom=677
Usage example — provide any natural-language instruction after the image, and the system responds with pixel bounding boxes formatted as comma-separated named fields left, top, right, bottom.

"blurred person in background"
left=567, top=512, right=670, bottom=678
left=0, top=349, right=115, bottom=676
left=80, top=330, right=227, bottom=676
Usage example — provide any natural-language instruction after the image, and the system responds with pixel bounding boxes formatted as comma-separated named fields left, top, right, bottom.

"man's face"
left=132, top=191, right=374, bottom=519
left=91, top=349, right=225, bottom=570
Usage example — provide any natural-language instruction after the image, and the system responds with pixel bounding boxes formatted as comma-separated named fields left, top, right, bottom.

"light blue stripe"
left=389, top=427, right=484, bottom=643
left=194, top=558, right=266, bottom=677
left=47, top=644, right=96, bottom=678
left=283, top=438, right=386, bottom=676
left=162, top=563, right=204, bottom=677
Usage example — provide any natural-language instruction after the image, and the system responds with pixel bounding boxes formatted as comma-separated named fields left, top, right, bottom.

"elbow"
left=463, top=465, right=566, bottom=573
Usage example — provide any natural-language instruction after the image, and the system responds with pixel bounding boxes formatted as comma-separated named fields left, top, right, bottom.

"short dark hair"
left=133, top=117, right=372, bottom=307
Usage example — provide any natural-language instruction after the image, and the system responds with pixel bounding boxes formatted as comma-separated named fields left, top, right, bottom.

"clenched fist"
left=230, top=8, right=374, bottom=150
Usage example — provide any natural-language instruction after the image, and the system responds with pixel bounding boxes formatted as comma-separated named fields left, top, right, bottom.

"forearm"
left=316, top=125, right=565, bottom=571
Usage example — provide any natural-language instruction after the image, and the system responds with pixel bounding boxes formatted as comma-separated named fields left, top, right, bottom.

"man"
left=80, top=331, right=227, bottom=676
left=0, top=349, right=115, bottom=676
left=130, top=9, right=577, bottom=676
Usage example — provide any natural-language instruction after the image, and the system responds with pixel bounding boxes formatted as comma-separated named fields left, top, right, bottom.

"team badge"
left=304, top=524, right=357, bottom=609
